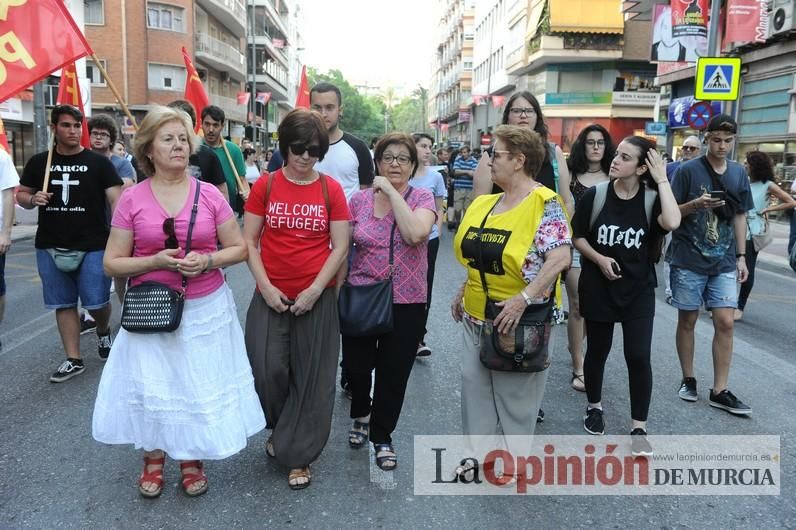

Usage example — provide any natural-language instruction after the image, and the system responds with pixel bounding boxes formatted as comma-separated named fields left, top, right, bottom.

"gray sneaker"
left=50, top=359, right=85, bottom=383
left=678, top=377, right=697, bottom=402
left=709, top=389, right=752, bottom=416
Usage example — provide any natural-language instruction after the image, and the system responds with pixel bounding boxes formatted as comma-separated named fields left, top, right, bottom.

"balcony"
left=195, top=32, right=247, bottom=82
left=196, top=0, right=246, bottom=37
left=210, top=93, right=246, bottom=123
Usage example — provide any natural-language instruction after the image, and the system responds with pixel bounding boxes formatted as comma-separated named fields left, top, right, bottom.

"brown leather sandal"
left=138, top=455, right=165, bottom=499
left=288, top=466, right=311, bottom=490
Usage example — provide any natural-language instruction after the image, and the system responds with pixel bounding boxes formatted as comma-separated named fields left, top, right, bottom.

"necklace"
left=585, top=168, right=604, bottom=174
left=284, top=172, right=319, bottom=185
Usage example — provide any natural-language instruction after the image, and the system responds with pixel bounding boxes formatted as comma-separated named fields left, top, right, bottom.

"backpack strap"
left=643, top=186, right=657, bottom=226
left=547, top=142, right=559, bottom=193
left=589, top=181, right=610, bottom=230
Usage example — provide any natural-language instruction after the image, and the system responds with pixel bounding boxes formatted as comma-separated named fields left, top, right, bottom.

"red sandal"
left=180, top=460, right=209, bottom=497
left=138, top=455, right=165, bottom=499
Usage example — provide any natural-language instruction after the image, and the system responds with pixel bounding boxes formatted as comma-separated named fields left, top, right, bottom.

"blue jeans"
left=669, top=266, right=737, bottom=311
left=36, top=249, right=111, bottom=310
left=789, top=210, right=796, bottom=256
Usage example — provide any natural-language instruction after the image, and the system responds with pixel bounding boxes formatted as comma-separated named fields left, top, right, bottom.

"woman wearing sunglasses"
left=342, top=132, right=436, bottom=471
left=243, top=109, right=351, bottom=490
left=94, top=106, right=264, bottom=498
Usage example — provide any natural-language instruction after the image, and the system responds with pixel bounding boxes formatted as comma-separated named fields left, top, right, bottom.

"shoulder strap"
left=387, top=186, right=414, bottom=278
left=181, top=179, right=202, bottom=291
left=265, top=172, right=274, bottom=205
left=547, top=142, right=559, bottom=193
left=476, top=195, right=502, bottom=299
left=320, top=173, right=330, bottom=221
left=589, top=181, right=610, bottom=230
left=643, top=186, right=657, bottom=226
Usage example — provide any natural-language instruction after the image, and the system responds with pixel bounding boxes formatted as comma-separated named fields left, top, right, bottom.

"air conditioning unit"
left=769, top=0, right=796, bottom=38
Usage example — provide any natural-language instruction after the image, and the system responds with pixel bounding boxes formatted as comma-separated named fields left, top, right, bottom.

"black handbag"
left=702, top=157, right=740, bottom=222
left=338, top=188, right=413, bottom=337
left=475, top=197, right=552, bottom=372
left=120, top=180, right=201, bottom=334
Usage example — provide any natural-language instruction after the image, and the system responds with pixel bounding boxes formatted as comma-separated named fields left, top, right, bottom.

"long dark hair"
left=745, top=150, right=774, bottom=183
left=621, top=136, right=658, bottom=191
left=567, top=124, right=614, bottom=176
left=501, top=91, right=548, bottom=144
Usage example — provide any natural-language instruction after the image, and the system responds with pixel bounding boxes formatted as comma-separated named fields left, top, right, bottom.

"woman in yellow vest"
left=451, top=125, right=571, bottom=479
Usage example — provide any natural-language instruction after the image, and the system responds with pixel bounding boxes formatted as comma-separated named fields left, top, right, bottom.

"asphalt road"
left=0, top=234, right=794, bottom=528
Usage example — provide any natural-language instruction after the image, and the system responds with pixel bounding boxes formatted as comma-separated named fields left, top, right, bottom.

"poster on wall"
left=724, top=0, right=768, bottom=45
left=651, top=4, right=707, bottom=63
left=671, top=0, right=709, bottom=38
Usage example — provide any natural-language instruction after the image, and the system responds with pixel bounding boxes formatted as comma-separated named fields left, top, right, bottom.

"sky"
left=299, top=0, right=436, bottom=95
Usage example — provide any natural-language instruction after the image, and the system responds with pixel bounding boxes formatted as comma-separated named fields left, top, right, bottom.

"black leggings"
left=737, top=240, right=759, bottom=311
left=584, top=317, right=653, bottom=422
left=422, top=237, right=440, bottom=338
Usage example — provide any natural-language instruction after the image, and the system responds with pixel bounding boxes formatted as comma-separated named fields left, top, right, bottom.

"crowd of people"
left=5, top=82, right=795, bottom=497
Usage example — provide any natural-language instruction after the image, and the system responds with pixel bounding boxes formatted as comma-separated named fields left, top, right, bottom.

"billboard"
left=651, top=4, right=707, bottom=63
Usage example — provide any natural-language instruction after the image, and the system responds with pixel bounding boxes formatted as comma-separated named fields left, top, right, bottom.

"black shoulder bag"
left=477, top=197, right=552, bottom=372
left=121, top=180, right=202, bottom=333
left=702, top=157, right=740, bottom=222
left=338, top=187, right=413, bottom=337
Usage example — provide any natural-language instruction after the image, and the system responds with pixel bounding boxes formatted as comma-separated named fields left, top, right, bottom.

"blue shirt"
left=111, top=154, right=135, bottom=180
left=410, top=167, right=447, bottom=239
left=452, top=155, right=477, bottom=190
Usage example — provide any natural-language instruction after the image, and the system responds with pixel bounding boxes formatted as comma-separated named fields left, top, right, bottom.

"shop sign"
left=545, top=93, right=612, bottom=105
left=457, top=111, right=471, bottom=123
left=645, top=122, right=668, bottom=135
left=0, top=98, right=22, bottom=120
left=612, top=92, right=659, bottom=107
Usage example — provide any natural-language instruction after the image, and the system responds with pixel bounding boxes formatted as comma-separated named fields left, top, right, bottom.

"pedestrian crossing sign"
left=695, top=57, right=741, bottom=101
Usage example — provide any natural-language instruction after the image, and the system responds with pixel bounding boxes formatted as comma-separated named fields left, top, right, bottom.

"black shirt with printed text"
left=21, top=149, right=123, bottom=251
left=571, top=182, right=663, bottom=322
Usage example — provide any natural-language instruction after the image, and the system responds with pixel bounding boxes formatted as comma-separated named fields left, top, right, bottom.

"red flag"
left=272, top=38, right=285, bottom=49
left=295, top=65, right=310, bottom=109
left=724, top=0, right=768, bottom=45
left=0, top=116, right=10, bottom=153
left=56, top=63, right=90, bottom=148
left=491, top=95, right=506, bottom=108
left=0, top=0, right=92, bottom=103
left=182, top=47, right=209, bottom=132
left=237, top=92, right=250, bottom=106
left=440, top=123, right=449, bottom=132
left=256, top=92, right=272, bottom=105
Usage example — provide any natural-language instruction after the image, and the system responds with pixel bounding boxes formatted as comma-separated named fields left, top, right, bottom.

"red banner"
left=256, top=92, right=271, bottom=105
left=491, top=95, right=506, bottom=108
left=440, top=123, right=449, bottom=132
left=182, top=47, right=209, bottom=132
left=671, top=0, right=709, bottom=38
left=0, top=0, right=92, bottom=103
left=237, top=92, right=250, bottom=106
left=724, top=0, right=768, bottom=44
left=56, top=63, right=90, bottom=148
left=295, top=65, right=310, bottom=109
left=272, top=38, right=285, bottom=49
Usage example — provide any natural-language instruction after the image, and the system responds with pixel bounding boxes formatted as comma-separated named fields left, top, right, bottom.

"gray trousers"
left=460, top=318, right=549, bottom=457
left=244, top=288, right=339, bottom=469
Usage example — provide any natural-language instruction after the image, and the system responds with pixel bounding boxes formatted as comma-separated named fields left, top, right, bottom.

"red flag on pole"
left=182, top=47, right=209, bottom=132
left=295, top=65, right=310, bottom=109
left=0, top=0, right=92, bottom=103
left=256, top=92, right=272, bottom=105
left=237, top=92, right=250, bottom=106
left=491, top=95, right=506, bottom=108
left=56, top=63, right=90, bottom=148
left=0, top=116, right=10, bottom=153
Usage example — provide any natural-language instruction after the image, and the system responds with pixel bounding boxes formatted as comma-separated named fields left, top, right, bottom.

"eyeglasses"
left=381, top=153, right=412, bottom=166
left=492, top=149, right=513, bottom=160
left=289, top=143, right=322, bottom=157
left=585, top=139, right=606, bottom=148
left=681, top=145, right=699, bottom=151
left=509, top=107, right=535, bottom=117
left=163, top=218, right=178, bottom=249
left=90, top=131, right=111, bottom=139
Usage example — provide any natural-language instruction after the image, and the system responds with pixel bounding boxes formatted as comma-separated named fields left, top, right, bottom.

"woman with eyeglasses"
left=94, top=106, right=265, bottom=499
left=342, top=132, right=436, bottom=471
left=243, top=109, right=351, bottom=490
left=564, top=124, right=614, bottom=393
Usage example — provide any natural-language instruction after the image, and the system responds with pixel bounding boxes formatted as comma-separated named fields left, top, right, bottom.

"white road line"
left=0, top=311, right=57, bottom=358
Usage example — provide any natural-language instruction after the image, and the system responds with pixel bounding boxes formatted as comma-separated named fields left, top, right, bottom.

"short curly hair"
left=494, top=125, right=545, bottom=177
left=133, top=106, right=197, bottom=177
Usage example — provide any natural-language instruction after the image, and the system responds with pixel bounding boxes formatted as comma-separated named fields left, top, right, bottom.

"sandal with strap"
left=288, top=465, right=312, bottom=490
left=571, top=372, right=586, bottom=392
left=374, top=443, right=397, bottom=471
left=138, top=455, right=165, bottom=499
left=179, top=460, right=209, bottom=497
left=348, top=420, right=369, bottom=449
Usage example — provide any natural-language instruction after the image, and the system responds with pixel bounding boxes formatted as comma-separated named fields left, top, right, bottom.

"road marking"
left=0, top=311, right=57, bottom=358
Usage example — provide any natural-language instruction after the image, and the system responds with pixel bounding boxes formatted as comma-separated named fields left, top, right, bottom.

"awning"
left=549, top=0, right=624, bottom=34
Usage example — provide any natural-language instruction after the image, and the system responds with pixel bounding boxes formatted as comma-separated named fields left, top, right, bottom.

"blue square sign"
left=695, top=57, right=741, bottom=101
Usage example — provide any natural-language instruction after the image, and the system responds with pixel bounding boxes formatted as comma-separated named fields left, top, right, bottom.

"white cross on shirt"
left=52, top=173, right=79, bottom=205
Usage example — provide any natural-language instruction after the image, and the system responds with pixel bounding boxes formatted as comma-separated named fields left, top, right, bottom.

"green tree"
left=385, top=86, right=431, bottom=134
left=307, top=68, right=385, bottom=142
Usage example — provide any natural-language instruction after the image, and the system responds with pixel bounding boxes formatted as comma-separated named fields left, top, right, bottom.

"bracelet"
left=520, top=290, right=532, bottom=306
left=203, top=253, right=214, bottom=272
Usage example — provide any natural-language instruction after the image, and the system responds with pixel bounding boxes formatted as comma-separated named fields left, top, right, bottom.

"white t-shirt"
left=245, top=163, right=260, bottom=183
left=314, top=132, right=374, bottom=200
left=0, top=149, right=19, bottom=223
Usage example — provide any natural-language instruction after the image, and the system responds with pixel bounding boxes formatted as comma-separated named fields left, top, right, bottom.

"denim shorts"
left=669, top=266, right=737, bottom=311
left=36, top=249, right=111, bottom=310
left=0, top=253, right=5, bottom=296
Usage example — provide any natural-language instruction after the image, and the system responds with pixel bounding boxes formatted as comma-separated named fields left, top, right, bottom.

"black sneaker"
left=709, top=389, right=752, bottom=416
left=97, top=331, right=113, bottom=360
left=678, top=377, right=698, bottom=402
left=50, top=358, right=85, bottom=383
left=416, top=342, right=432, bottom=357
left=536, top=408, right=544, bottom=423
left=80, top=315, right=97, bottom=336
left=630, top=428, right=653, bottom=456
left=583, top=407, right=604, bottom=435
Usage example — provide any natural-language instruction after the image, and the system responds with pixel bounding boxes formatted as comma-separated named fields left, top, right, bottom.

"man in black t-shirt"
left=17, top=105, right=123, bottom=383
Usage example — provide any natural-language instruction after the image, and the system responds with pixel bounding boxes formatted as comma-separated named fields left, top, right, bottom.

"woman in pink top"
left=343, top=132, right=437, bottom=471
left=92, top=107, right=265, bottom=499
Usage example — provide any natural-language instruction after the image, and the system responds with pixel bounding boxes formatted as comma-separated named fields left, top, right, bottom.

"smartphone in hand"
left=710, top=190, right=726, bottom=200
left=611, top=262, right=622, bottom=276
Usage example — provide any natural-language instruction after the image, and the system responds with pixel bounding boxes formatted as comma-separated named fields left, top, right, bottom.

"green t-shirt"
left=205, top=140, right=245, bottom=203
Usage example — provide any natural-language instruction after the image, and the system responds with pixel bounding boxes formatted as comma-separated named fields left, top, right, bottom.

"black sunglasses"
left=163, top=217, right=178, bottom=249
left=289, top=143, right=322, bottom=158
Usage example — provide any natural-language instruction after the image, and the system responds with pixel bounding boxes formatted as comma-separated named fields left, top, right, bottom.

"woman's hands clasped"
left=153, top=249, right=211, bottom=278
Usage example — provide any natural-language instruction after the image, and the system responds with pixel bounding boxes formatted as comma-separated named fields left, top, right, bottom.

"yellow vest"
left=454, top=186, right=562, bottom=321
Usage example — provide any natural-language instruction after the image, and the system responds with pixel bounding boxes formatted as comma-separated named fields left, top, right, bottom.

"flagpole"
left=89, top=53, right=138, bottom=131
left=41, top=132, right=55, bottom=194
left=220, top=140, right=251, bottom=198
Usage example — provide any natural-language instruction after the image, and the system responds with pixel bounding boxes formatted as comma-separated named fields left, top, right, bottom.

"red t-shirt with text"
left=245, top=169, right=350, bottom=299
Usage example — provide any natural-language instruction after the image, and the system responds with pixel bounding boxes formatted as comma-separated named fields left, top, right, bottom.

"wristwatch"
left=520, top=290, right=532, bottom=306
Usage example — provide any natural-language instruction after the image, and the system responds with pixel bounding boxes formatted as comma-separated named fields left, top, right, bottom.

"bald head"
left=681, top=135, right=702, bottom=160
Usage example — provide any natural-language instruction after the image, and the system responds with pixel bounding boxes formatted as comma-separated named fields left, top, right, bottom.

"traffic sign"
left=687, top=101, right=715, bottom=130
left=645, top=122, right=667, bottom=136
left=695, top=57, right=741, bottom=101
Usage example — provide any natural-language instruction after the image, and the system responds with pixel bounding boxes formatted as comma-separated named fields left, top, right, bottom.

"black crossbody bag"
left=121, top=181, right=202, bottom=333
left=476, top=197, right=552, bottom=372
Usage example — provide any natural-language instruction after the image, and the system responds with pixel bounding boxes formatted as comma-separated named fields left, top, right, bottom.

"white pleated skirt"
left=92, top=284, right=266, bottom=460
